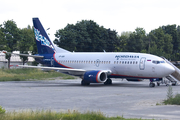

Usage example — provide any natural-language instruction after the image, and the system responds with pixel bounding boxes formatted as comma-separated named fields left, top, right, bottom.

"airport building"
left=0, top=51, right=34, bottom=69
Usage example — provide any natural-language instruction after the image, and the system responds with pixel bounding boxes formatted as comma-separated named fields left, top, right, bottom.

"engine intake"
left=83, top=70, right=107, bottom=83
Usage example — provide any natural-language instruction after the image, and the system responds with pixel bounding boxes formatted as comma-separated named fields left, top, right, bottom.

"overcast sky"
left=1, top=0, right=180, bottom=40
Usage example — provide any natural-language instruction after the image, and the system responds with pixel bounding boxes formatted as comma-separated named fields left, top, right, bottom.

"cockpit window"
left=160, top=61, right=165, bottom=63
left=152, top=60, right=165, bottom=64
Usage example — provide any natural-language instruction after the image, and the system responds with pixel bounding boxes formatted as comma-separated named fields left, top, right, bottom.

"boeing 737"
left=3, top=18, right=175, bottom=87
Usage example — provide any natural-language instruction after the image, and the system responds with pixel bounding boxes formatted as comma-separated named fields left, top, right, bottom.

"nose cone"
left=164, top=64, right=175, bottom=75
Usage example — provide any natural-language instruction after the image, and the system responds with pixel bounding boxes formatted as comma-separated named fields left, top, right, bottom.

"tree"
left=0, top=25, right=5, bottom=50
left=2, top=20, right=21, bottom=69
left=162, top=25, right=178, bottom=52
left=19, top=25, right=35, bottom=65
left=148, top=27, right=173, bottom=59
left=54, top=20, right=119, bottom=52
left=117, top=31, right=132, bottom=52
left=126, top=28, right=146, bottom=52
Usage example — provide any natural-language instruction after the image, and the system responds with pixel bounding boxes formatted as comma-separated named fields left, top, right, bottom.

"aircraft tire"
left=149, top=83, right=155, bottom=87
left=104, top=78, right=112, bottom=85
left=81, top=80, right=90, bottom=86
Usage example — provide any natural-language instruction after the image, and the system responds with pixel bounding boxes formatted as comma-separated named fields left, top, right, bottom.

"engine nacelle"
left=126, top=78, right=143, bottom=82
left=83, top=70, right=107, bottom=83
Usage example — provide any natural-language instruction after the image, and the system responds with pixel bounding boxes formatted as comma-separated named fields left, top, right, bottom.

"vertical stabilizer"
left=33, top=18, right=56, bottom=54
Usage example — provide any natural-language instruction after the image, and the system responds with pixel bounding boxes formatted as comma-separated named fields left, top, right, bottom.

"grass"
left=0, top=109, right=154, bottom=120
left=163, top=85, right=180, bottom=105
left=163, top=93, right=180, bottom=105
left=0, top=68, right=75, bottom=81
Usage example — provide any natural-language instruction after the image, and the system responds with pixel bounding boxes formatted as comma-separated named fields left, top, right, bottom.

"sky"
left=1, top=0, right=180, bottom=40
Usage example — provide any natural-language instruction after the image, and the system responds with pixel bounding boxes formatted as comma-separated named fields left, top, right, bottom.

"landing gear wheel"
left=149, top=82, right=155, bottom=87
left=81, top=80, right=90, bottom=86
left=157, top=82, right=160, bottom=86
left=104, top=78, right=112, bottom=85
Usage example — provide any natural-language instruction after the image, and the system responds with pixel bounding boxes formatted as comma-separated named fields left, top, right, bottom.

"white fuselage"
left=53, top=52, right=174, bottom=78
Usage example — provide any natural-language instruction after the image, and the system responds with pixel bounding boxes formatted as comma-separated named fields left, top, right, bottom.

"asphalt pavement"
left=0, top=78, right=180, bottom=119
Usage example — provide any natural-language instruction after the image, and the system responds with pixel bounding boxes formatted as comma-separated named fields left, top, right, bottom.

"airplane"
left=3, top=18, right=175, bottom=87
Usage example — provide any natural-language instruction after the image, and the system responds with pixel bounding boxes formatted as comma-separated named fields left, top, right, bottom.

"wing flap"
left=18, top=65, right=86, bottom=72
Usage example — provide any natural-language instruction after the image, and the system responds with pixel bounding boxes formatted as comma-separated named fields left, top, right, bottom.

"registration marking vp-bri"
left=59, top=55, right=65, bottom=58
left=115, top=55, right=139, bottom=60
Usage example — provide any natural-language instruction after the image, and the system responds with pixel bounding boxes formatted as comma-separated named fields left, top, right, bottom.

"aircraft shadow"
left=14, top=80, right=169, bottom=88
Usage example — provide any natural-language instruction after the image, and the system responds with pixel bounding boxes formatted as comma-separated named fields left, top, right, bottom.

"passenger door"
left=139, top=57, right=146, bottom=70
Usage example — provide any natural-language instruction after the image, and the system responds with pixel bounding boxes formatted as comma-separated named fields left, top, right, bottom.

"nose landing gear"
left=149, top=82, right=155, bottom=87
left=149, top=78, right=162, bottom=87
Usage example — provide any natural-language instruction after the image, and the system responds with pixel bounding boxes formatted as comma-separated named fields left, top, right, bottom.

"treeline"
left=0, top=19, right=180, bottom=69
left=55, top=20, right=180, bottom=61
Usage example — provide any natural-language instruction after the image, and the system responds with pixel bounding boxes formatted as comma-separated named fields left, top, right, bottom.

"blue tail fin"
left=33, top=18, right=55, bottom=54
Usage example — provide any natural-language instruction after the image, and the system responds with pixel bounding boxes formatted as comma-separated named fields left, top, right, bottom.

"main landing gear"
left=104, top=78, right=112, bottom=85
left=81, top=79, right=90, bottom=86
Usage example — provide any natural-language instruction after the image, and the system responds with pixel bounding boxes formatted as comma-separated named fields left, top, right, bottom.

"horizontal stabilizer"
left=2, top=51, right=44, bottom=58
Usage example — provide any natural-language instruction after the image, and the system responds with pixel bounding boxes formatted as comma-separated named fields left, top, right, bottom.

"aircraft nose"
left=165, top=64, right=175, bottom=75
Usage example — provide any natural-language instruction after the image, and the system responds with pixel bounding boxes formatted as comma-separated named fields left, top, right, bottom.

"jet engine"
left=83, top=70, right=107, bottom=83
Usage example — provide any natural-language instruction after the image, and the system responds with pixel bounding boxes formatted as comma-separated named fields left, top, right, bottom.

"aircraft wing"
left=18, top=65, right=112, bottom=76
left=2, top=51, right=44, bottom=58
left=18, top=65, right=85, bottom=72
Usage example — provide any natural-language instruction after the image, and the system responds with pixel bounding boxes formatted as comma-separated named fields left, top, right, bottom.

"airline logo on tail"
left=34, top=27, right=55, bottom=51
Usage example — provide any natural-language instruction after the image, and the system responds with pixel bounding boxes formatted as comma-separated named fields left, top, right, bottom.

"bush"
left=167, top=86, right=173, bottom=99
left=164, top=94, right=180, bottom=105
left=163, top=86, right=180, bottom=105
left=0, top=106, right=6, bottom=114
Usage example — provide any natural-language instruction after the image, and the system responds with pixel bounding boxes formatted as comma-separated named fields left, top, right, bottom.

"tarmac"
left=0, top=78, right=180, bottom=120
